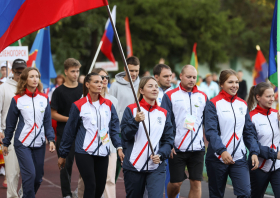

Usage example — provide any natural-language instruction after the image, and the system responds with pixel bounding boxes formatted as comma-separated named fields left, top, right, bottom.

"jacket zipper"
left=189, top=93, right=193, bottom=152
left=267, top=110, right=275, bottom=171
left=32, top=94, right=36, bottom=148
left=230, top=97, right=237, bottom=157
left=94, top=107, right=100, bottom=156
left=147, top=106, right=151, bottom=171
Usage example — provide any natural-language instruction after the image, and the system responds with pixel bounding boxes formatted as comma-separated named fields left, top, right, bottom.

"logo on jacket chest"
left=239, top=107, right=244, bottom=115
left=157, top=117, right=162, bottom=125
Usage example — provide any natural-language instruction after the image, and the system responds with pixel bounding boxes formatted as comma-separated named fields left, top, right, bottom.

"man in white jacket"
left=0, top=59, right=26, bottom=198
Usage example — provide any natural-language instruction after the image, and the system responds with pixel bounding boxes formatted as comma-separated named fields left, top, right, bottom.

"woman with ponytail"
left=121, top=76, right=174, bottom=197
left=57, top=72, right=123, bottom=198
left=204, top=69, right=260, bottom=198
left=248, top=82, right=280, bottom=198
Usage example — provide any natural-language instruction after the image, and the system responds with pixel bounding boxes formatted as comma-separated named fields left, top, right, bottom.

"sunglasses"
left=101, top=75, right=110, bottom=80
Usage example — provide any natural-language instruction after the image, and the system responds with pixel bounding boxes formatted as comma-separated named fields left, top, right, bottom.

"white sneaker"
left=63, top=196, right=71, bottom=198
left=72, top=188, right=78, bottom=198
left=0, top=166, right=5, bottom=176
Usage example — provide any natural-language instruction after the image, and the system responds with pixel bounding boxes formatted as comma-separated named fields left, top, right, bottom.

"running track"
left=0, top=145, right=273, bottom=198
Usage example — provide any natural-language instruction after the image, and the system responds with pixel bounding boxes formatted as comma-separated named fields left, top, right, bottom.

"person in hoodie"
left=205, top=69, right=260, bottom=198
left=3, top=67, right=56, bottom=198
left=121, top=76, right=173, bottom=198
left=161, top=65, right=207, bottom=198
left=109, top=56, right=140, bottom=181
left=248, top=82, right=280, bottom=198
left=0, top=59, right=26, bottom=197
left=58, top=72, right=123, bottom=198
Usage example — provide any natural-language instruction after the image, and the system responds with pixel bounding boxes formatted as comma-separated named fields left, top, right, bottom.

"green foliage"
left=21, top=0, right=275, bottom=74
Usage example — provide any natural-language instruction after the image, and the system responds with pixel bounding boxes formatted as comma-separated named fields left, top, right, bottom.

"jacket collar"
left=87, top=93, right=106, bottom=105
left=219, top=89, right=237, bottom=102
left=140, top=98, right=158, bottom=112
left=25, top=88, right=39, bottom=97
left=254, top=104, right=271, bottom=116
left=179, top=83, right=199, bottom=93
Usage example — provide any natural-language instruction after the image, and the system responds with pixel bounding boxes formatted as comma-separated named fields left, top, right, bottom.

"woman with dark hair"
left=57, top=72, right=123, bottom=198
left=2, top=67, right=55, bottom=198
left=121, top=76, right=174, bottom=197
left=205, top=69, right=260, bottom=198
left=248, top=82, right=280, bottom=198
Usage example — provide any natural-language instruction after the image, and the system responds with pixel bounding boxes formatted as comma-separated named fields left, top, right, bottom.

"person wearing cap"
left=0, top=59, right=26, bottom=197
left=0, top=61, right=12, bottom=85
left=198, top=73, right=219, bottom=100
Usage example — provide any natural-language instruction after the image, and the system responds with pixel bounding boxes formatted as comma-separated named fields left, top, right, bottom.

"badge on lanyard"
left=183, top=114, right=196, bottom=130
left=99, top=128, right=109, bottom=145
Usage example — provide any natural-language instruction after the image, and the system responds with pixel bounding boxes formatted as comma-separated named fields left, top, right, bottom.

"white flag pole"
left=88, top=41, right=103, bottom=74
left=18, top=39, right=22, bottom=46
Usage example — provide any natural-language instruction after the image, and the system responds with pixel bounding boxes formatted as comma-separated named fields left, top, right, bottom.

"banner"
left=0, top=46, right=28, bottom=61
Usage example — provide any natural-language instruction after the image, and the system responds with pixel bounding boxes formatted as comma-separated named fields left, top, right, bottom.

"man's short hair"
left=64, top=58, right=81, bottom=70
left=126, top=56, right=140, bottom=66
left=153, top=64, right=171, bottom=76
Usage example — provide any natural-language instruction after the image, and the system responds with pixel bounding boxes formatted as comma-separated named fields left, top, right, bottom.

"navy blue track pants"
left=206, top=157, right=250, bottom=198
left=250, top=168, right=280, bottom=198
left=14, top=139, right=46, bottom=198
left=123, top=162, right=166, bottom=198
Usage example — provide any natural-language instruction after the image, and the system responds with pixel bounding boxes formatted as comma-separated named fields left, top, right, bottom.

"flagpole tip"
left=256, top=45, right=260, bottom=51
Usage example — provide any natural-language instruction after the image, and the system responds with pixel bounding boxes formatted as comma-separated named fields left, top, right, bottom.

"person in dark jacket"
left=237, top=70, right=247, bottom=100
left=57, top=73, right=124, bottom=198
left=248, top=82, right=280, bottom=198
left=121, top=76, right=173, bottom=198
left=205, top=69, right=260, bottom=198
left=3, top=67, right=56, bottom=198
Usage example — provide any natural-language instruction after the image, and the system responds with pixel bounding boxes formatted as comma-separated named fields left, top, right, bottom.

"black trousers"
left=56, top=135, right=76, bottom=197
left=250, top=168, right=280, bottom=198
left=75, top=153, right=109, bottom=198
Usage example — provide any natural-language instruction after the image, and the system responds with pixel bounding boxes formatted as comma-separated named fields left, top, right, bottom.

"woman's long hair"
left=92, top=68, right=109, bottom=95
left=247, top=82, right=273, bottom=111
left=83, top=72, right=100, bottom=97
left=137, top=76, right=158, bottom=101
left=15, top=67, right=43, bottom=96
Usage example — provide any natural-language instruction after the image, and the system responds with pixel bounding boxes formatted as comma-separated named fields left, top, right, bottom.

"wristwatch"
left=157, top=154, right=163, bottom=161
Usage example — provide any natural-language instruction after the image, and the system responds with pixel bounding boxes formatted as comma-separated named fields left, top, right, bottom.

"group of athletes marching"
left=0, top=56, right=280, bottom=198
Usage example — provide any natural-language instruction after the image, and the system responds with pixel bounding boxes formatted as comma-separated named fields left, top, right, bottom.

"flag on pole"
left=253, top=46, right=268, bottom=85
left=101, top=5, right=117, bottom=64
left=125, top=17, right=133, bottom=57
left=190, top=43, right=198, bottom=70
left=269, top=0, right=279, bottom=86
left=26, top=27, right=57, bottom=88
left=0, top=0, right=108, bottom=52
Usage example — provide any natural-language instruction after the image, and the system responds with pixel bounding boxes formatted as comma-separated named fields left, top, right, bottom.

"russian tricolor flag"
left=0, top=0, right=108, bottom=52
left=101, top=5, right=116, bottom=64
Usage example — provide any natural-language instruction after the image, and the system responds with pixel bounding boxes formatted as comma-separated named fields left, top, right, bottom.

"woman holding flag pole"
left=120, top=76, right=173, bottom=197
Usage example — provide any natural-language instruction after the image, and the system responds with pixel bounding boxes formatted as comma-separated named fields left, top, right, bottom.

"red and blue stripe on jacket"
left=59, top=94, right=121, bottom=158
left=250, top=105, right=280, bottom=172
left=3, top=88, right=55, bottom=147
left=121, top=98, right=173, bottom=172
left=161, top=84, right=207, bottom=153
left=205, top=90, right=259, bottom=163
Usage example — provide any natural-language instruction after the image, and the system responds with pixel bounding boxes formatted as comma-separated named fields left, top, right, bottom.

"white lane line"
left=43, top=154, right=60, bottom=188
left=42, top=177, right=61, bottom=189
left=44, top=154, right=57, bottom=162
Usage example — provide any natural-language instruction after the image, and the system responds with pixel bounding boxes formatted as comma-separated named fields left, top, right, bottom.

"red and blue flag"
left=253, top=48, right=268, bottom=85
left=101, top=5, right=116, bottom=64
left=0, top=0, right=108, bottom=52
